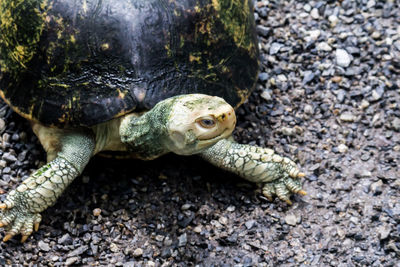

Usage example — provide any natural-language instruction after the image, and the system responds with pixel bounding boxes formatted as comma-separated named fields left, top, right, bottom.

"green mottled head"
left=165, top=94, right=236, bottom=155
left=120, top=94, right=236, bottom=159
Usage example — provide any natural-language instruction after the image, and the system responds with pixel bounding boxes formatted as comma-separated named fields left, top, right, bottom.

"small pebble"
left=2, top=153, right=17, bottom=163
left=38, top=240, right=51, bottom=252
left=285, top=214, right=299, bottom=226
left=370, top=180, right=383, bottom=195
left=340, top=112, right=356, bottom=122
left=377, top=225, right=391, bottom=240
left=317, top=42, right=332, bottom=51
left=178, top=233, right=187, bottom=247
left=308, top=29, right=321, bottom=40
left=133, top=248, right=143, bottom=257
left=337, top=144, right=348, bottom=153
left=181, top=203, right=191, bottom=210
left=193, top=225, right=202, bottom=233
left=65, top=257, right=79, bottom=266
left=391, top=118, right=400, bottom=131
left=336, top=49, right=352, bottom=67
left=245, top=220, right=256, bottom=230
left=310, top=8, right=319, bottom=19
left=269, top=42, right=283, bottom=55
left=0, top=118, right=5, bottom=134
left=93, top=208, right=102, bottom=216
left=260, top=90, right=272, bottom=101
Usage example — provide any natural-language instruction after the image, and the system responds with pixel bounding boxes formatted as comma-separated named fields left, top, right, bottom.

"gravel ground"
left=1, top=0, right=400, bottom=266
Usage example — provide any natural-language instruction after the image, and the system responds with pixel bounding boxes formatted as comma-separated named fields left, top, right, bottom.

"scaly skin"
left=0, top=94, right=305, bottom=242
left=201, top=139, right=306, bottom=204
left=0, top=131, right=95, bottom=242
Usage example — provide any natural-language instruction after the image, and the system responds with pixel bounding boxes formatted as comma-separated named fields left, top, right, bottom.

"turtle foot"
left=0, top=198, right=42, bottom=242
left=260, top=173, right=307, bottom=205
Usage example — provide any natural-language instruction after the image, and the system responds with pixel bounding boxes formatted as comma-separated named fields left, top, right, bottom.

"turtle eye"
left=196, top=116, right=216, bottom=128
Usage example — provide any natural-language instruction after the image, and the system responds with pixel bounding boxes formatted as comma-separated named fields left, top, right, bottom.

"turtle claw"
left=0, top=195, right=42, bottom=242
left=0, top=203, right=7, bottom=209
left=21, top=235, right=29, bottom=243
left=261, top=175, right=306, bottom=205
left=298, top=190, right=307, bottom=196
left=3, top=233, right=14, bottom=242
left=34, top=222, right=40, bottom=232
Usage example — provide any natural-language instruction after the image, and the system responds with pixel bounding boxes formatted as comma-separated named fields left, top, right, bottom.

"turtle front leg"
left=201, top=138, right=306, bottom=204
left=0, top=129, right=95, bottom=242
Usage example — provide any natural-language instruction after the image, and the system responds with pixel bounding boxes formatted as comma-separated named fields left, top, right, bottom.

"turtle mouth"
left=197, top=127, right=231, bottom=142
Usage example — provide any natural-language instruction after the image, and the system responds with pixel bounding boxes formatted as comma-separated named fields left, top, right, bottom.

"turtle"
left=0, top=0, right=306, bottom=242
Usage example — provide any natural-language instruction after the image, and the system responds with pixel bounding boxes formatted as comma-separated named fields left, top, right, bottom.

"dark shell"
left=0, top=0, right=259, bottom=127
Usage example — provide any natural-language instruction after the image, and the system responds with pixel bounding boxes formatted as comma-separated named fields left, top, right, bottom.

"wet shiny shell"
left=0, top=0, right=259, bottom=127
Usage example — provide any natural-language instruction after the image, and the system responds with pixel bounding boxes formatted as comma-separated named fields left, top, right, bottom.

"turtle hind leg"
left=0, top=126, right=95, bottom=242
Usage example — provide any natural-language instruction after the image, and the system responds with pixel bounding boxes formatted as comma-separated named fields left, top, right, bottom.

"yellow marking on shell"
left=212, top=0, right=221, bottom=11
left=189, top=54, right=201, bottom=63
left=70, top=35, right=76, bottom=43
left=101, top=43, right=110, bottom=50
left=117, top=88, right=127, bottom=99
left=49, top=83, right=70, bottom=88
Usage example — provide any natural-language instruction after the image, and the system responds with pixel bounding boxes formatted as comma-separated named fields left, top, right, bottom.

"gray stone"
left=65, top=257, right=79, bottom=266
left=178, top=233, right=187, bottom=247
left=340, top=112, right=356, bottom=122
left=391, top=118, right=400, bottom=131
left=317, top=42, right=332, bottom=51
left=0, top=118, right=5, bottom=134
left=269, top=42, right=284, bottom=55
left=336, top=49, right=352, bottom=67
left=2, top=153, right=17, bottom=163
left=377, top=225, right=391, bottom=240
left=38, top=240, right=51, bottom=252
left=310, top=8, right=319, bottom=19
left=245, top=220, right=256, bottom=230
left=67, top=245, right=88, bottom=257
left=133, top=248, right=143, bottom=257
left=285, top=214, right=299, bottom=226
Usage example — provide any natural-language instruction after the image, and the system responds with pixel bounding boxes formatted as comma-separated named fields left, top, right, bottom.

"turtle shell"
left=0, top=0, right=259, bottom=127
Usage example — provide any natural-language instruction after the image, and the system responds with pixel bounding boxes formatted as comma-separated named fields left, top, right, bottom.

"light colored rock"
left=337, top=144, right=348, bottom=153
left=336, top=49, right=352, bottom=67
left=340, top=112, right=356, bottom=122
left=317, top=42, right=332, bottom=51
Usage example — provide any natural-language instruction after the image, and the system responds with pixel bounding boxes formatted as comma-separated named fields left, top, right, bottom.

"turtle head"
left=165, top=94, right=236, bottom=155
left=120, top=94, right=236, bottom=159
